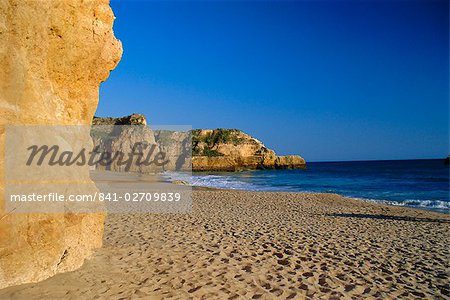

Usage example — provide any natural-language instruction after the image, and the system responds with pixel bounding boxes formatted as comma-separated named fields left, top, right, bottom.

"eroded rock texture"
left=0, top=0, right=122, bottom=288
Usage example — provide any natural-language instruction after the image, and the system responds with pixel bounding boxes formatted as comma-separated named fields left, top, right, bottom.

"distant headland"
left=192, top=129, right=305, bottom=171
left=92, top=114, right=306, bottom=172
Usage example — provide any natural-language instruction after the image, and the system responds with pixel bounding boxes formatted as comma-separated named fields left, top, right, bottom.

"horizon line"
left=308, top=157, right=449, bottom=163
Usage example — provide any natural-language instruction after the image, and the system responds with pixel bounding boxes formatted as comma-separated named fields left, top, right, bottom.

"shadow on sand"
left=326, top=213, right=450, bottom=223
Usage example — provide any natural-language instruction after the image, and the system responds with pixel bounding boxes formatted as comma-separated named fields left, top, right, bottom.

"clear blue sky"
left=98, top=0, right=449, bottom=162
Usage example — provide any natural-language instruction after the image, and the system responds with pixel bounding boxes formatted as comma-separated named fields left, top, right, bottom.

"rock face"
left=154, top=130, right=192, bottom=171
left=93, top=114, right=158, bottom=173
left=91, top=124, right=163, bottom=173
left=0, top=0, right=122, bottom=289
left=192, top=129, right=306, bottom=171
left=275, top=155, right=307, bottom=169
left=92, top=115, right=191, bottom=172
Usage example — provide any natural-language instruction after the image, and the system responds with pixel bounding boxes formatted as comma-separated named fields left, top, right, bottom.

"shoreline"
left=189, top=184, right=450, bottom=215
left=1, top=189, right=448, bottom=298
left=91, top=170, right=449, bottom=214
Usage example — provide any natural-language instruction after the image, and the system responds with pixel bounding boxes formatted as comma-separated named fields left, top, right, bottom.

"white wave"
left=163, top=171, right=288, bottom=191
left=164, top=172, right=450, bottom=212
left=360, top=198, right=450, bottom=211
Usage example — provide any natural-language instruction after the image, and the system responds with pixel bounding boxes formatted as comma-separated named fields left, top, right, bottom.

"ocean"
left=166, top=159, right=450, bottom=213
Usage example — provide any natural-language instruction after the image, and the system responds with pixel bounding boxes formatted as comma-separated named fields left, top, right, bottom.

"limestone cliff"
left=0, top=0, right=122, bottom=289
left=154, top=130, right=192, bottom=171
left=192, top=129, right=306, bottom=171
left=92, top=114, right=191, bottom=172
left=91, top=119, right=164, bottom=173
left=90, top=116, right=305, bottom=173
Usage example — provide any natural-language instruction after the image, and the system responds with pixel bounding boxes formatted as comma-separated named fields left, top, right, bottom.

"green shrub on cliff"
left=92, top=114, right=146, bottom=126
left=202, top=148, right=224, bottom=157
left=191, top=129, right=251, bottom=156
left=192, top=129, right=245, bottom=146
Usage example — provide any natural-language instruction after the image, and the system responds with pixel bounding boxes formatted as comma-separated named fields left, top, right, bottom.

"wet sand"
left=0, top=190, right=449, bottom=299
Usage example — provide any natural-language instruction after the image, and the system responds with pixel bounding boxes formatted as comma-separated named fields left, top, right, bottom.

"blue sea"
left=166, top=159, right=450, bottom=213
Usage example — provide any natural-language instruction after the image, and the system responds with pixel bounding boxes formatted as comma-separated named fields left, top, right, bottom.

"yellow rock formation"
left=0, top=0, right=122, bottom=288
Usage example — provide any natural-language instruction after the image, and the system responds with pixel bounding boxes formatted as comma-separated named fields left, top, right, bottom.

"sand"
left=0, top=190, right=448, bottom=299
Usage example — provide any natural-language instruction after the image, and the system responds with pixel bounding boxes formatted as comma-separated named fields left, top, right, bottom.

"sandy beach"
left=0, top=190, right=448, bottom=299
